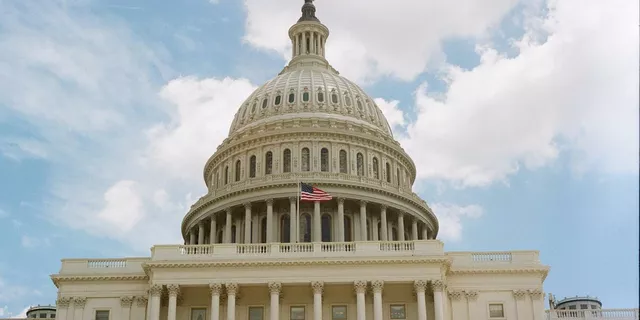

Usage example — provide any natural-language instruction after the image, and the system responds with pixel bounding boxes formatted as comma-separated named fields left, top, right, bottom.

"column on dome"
left=412, top=219, right=419, bottom=240
left=235, top=216, right=243, bottom=244
left=189, top=230, right=196, bottom=245
left=226, top=283, right=238, bottom=320
left=268, top=282, right=282, bottom=320
left=149, top=284, right=163, bottom=320
left=290, top=197, right=298, bottom=243
left=372, top=215, right=379, bottom=241
left=354, top=281, right=367, bottom=320
left=210, top=214, right=217, bottom=244
left=313, top=201, right=321, bottom=242
left=120, top=296, right=133, bottom=320
left=266, top=199, right=274, bottom=243
left=371, top=280, right=384, bottom=320
left=398, top=212, right=406, bottom=241
left=55, top=297, right=71, bottom=320
left=311, top=281, right=323, bottom=320
left=414, top=280, right=428, bottom=320
left=210, top=283, right=222, bottom=320
left=380, top=205, right=388, bottom=241
left=73, top=297, right=86, bottom=320
left=337, top=198, right=345, bottom=242
left=244, top=203, right=252, bottom=244
left=198, top=222, right=205, bottom=244
left=310, top=32, right=315, bottom=55
left=225, top=209, right=232, bottom=244
left=432, top=280, right=445, bottom=320
left=359, top=201, right=367, bottom=241
left=421, top=224, right=428, bottom=240
left=167, top=285, right=180, bottom=320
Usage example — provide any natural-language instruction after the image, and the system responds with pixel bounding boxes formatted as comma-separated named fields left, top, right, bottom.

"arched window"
left=275, top=95, right=282, bottom=106
left=283, top=149, right=292, bottom=173
left=356, top=153, right=364, bottom=176
left=235, top=160, right=241, bottom=182
left=344, top=216, right=352, bottom=242
left=261, top=98, right=268, bottom=109
left=242, top=105, right=248, bottom=119
left=339, top=150, right=348, bottom=174
left=331, top=93, right=339, bottom=104
left=345, top=95, right=352, bottom=107
left=261, top=217, right=267, bottom=243
left=397, top=168, right=401, bottom=186
left=265, top=151, right=273, bottom=175
left=280, top=215, right=291, bottom=243
left=321, top=214, right=332, bottom=242
left=318, top=91, right=324, bottom=103
left=301, top=148, right=310, bottom=172
left=386, top=163, right=391, bottom=183
left=249, top=155, right=257, bottom=178
left=251, top=102, right=257, bottom=113
left=224, top=166, right=229, bottom=185
left=303, top=91, right=310, bottom=102
left=300, top=213, right=312, bottom=242
left=288, top=93, right=295, bottom=103
left=373, top=157, right=379, bottom=179
left=231, top=225, right=237, bottom=243
left=357, top=100, right=363, bottom=110
left=320, top=148, right=329, bottom=172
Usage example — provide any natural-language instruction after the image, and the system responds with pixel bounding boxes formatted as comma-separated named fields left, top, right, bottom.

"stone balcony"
left=546, top=309, right=639, bottom=319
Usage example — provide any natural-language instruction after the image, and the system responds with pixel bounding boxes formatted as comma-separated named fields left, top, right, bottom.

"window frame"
left=189, top=307, right=208, bottom=320
left=94, top=309, right=110, bottom=320
left=487, top=302, right=506, bottom=319
left=331, top=305, right=348, bottom=320
left=290, top=306, right=306, bottom=320
left=389, top=304, right=406, bottom=320
left=320, top=148, right=329, bottom=172
left=248, top=306, right=265, bottom=320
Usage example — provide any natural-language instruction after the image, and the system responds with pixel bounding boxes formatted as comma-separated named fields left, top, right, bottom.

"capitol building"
left=50, top=1, right=552, bottom=320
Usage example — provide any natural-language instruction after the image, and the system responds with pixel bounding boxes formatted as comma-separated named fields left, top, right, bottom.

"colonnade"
left=186, top=198, right=432, bottom=245
left=146, top=280, right=446, bottom=320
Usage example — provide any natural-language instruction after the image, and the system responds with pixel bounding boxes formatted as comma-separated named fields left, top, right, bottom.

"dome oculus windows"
left=317, top=90, right=324, bottom=103
left=262, top=98, right=268, bottom=109
left=275, top=94, right=282, bottom=106
left=288, top=92, right=296, bottom=104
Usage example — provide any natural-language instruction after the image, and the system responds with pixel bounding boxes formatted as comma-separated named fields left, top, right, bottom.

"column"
left=210, top=215, right=217, bottom=244
left=528, top=289, right=544, bottom=320
left=513, top=290, right=527, bottom=320
left=412, top=219, right=418, bottom=240
left=421, top=225, right=428, bottom=240
left=354, top=281, right=367, bottom=320
left=448, top=290, right=465, bottom=320
left=209, top=283, right=222, bottom=320
left=380, top=205, right=388, bottom=241
left=311, top=281, right=323, bottom=320
left=226, top=283, right=238, bottom=320
left=189, top=231, right=196, bottom=245
left=432, top=280, right=445, bottom=320
left=54, top=297, right=71, bottom=320
left=149, top=284, right=163, bottom=320
left=135, top=297, right=148, bottom=320
left=359, top=201, right=367, bottom=241
left=372, top=216, right=379, bottom=241
left=244, top=203, right=252, bottom=244
left=465, top=291, right=479, bottom=320
left=289, top=197, right=297, bottom=242
left=198, top=222, right=205, bottom=244
left=269, top=282, right=282, bottom=320
left=371, top=281, right=384, bottom=320
left=398, top=212, right=405, bottom=241
left=120, top=296, right=133, bottom=320
left=225, top=209, right=232, bottom=243
left=414, top=281, right=427, bottom=320
left=313, top=201, right=321, bottom=242
left=167, top=285, right=180, bottom=320
left=337, top=198, right=345, bottom=242
left=266, top=199, right=274, bottom=243
left=235, top=217, right=242, bottom=243
left=73, top=297, right=86, bottom=320
left=146, top=292, right=152, bottom=320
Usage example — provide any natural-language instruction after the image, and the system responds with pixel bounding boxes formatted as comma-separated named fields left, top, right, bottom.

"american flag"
left=300, top=182, right=332, bottom=201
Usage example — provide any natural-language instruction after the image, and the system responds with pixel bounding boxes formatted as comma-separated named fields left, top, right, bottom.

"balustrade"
left=546, top=309, right=639, bottom=320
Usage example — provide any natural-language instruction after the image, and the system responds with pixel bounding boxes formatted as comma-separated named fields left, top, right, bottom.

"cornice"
left=447, top=267, right=550, bottom=280
left=50, top=274, right=148, bottom=288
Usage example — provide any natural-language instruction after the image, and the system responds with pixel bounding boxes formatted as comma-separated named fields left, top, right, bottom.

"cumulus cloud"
left=431, top=203, right=484, bottom=242
left=400, top=0, right=639, bottom=186
left=242, top=0, right=518, bottom=82
left=20, top=235, right=51, bottom=249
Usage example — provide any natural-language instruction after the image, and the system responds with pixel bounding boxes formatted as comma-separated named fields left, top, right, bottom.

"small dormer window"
left=345, top=95, right=352, bottom=107
left=262, top=98, right=268, bottom=109
left=331, top=93, right=339, bottom=104
left=288, top=93, right=295, bottom=103
left=303, top=91, right=310, bottom=102
left=318, top=91, right=324, bottom=103
left=275, top=95, right=282, bottom=106
left=251, top=102, right=257, bottom=113
left=357, top=100, right=363, bottom=110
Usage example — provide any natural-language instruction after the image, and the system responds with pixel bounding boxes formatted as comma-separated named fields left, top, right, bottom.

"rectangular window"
left=95, top=310, right=110, bottom=320
left=332, top=305, right=347, bottom=320
left=390, top=305, right=406, bottom=319
left=580, top=304, right=588, bottom=309
left=489, top=304, right=505, bottom=318
left=249, top=307, right=264, bottom=320
left=190, top=308, right=207, bottom=320
left=291, top=306, right=306, bottom=320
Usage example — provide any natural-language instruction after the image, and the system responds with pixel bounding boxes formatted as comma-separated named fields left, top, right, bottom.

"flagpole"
left=296, top=177, right=300, bottom=243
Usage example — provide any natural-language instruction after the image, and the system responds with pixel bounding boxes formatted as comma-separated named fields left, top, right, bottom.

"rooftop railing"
left=546, top=309, right=639, bottom=319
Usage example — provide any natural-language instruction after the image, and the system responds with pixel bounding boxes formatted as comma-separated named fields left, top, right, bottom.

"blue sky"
left=0, top=0, right=638, bottom=316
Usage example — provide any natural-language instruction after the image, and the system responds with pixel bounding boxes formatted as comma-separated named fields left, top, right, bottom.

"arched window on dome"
left=242, top=105, right=248, bottom=119
left=356, top=153, right=364, bottom=176
left=320, top=148, right=329, bottom=172
left=224, top=166, right=229, bottom=185
left=386, top=162, right=391, bottom=183
left=397, top=168, right=401, bottom=186
left=280, top=215, right=291, bottom=243
left=344, top=216, right=352, bottom=242
left=339, top=150, right=348, bottom=174
left=283, top=149, right=292, bottom=173
left=260, top=217, right=267, bottom=243
left=249, top=155, right=257, bottom=178
left=265, top=151, right=273, bottom=175
left=300, top=213, right=312, bottom=242
left=373, top=157, right=379, bottom=179
left=301, top=148, right=310, bottom=172
left=317, top=91, right=324, bottom=103
left=331, top=92, right=339, bottom=104
left=345, top=95, right=352, bottom=107
left=275, top=94, right=282, bottom=106
left=357, top=100, right=363, bottom=111
left=235, top=160, right=241, bottom=182
left=321, top=214, right=332, bottom=242
left=262, top=98, right=268, bottom=109
left=251, top=102, right=257, bottom=113
left=288, top=93, right=295, bottom=104
left=303, top=91, right=310, bottom=102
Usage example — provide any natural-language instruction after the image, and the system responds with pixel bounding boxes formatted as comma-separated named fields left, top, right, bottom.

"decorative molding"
left=371, top=280, right=384, bottom=294
left=528, top=289, right=544, bottom=300
left=209, top=283, right=223, bottom=296
left=269, top=282, right=282, bottom=295
left=431, top=280, right=446, bottom=292
left=311, top=281, right=324, bottom=295
left=149, top=284, right=163, bottom=297
left=244, top=202, right=252, bottom=209
left=167, top=284, right=180, bottom=296
left=448, top=290, right=464, bottom=301
left=513, top=290, right=527, bottom=300
left=56, top=297, right=72, bottom=308
left=120, top=296, right=134, bottom=308
left=448, top=268, right=550, bottom=280
left=413, top=280, right=427, bottom=293
left=135, top=296, right=148, bottom=307
left=73, top=297, right=87, bottom=308
left=50, top=275, right=148, bottom=287
left=353, top=280, right=367, bottom=294
left=226, top=283, right=239, bottom=296
left=465, top=291, right=478, bottom=301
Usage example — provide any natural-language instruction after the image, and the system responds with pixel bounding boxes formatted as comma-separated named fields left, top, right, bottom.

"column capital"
left=135, top=296, right=148, bottom=307
left=311, top=281, right=324, bottom=295
left=226, top=283, right=239, bottom=295
left=398, top=211, right=404, bottom=217
left=337, top=197, right=345, bottom=205
left=226, top=208, right=232, bottom=214
left=55, top=297, right=72, bottom=308
left=465, top=290, right=478, bottom=301
left=380, top=204, right=387, bottom=211
left=209, top=283, right=223, bottom=295
left=167, top=284, right=181, bottom=297
left=268, top=282, right=282, bottom=295
left=447, top=290, right=464, bottom=301
left=199, top=220, right=205, bottom=227
left=244, top=202, right=252, bottom=210
left=353, top=280, right=368, bottom=294
left=431, top=280, right=446, bottom=292
left=513, top=289, right=527, bottom=300
left=371, top=280, right=384, bottom=294
left=413, top=280, right=427, bottom=293
left=73, top=297, right=87, bottom=308
left=266, top=198, right=274, bottom=206
left=360, top=200, right=367, bottom=207
left=149, top=284, right=163, bottom=297
left=528, top=289, right=544, bottom=300
left=289, top=196, right=297, bottom=203
left=120, top=296, right=134, bottom=308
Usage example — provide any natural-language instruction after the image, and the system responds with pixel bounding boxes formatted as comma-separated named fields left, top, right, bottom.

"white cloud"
left=0, top=209, right=8, bottom=219
left=11, top=307, right=29, bottom=318
left=242, top=0, right=518, bottom=82
left=400, top=0, right=639, bottom=186
left=20, top=235, right=51, bottom=249
left=431, top=203, right=483, bottom=242
left=97, top=181, right=145, bottom=232
left=374, top=98, right=406, bottom=132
